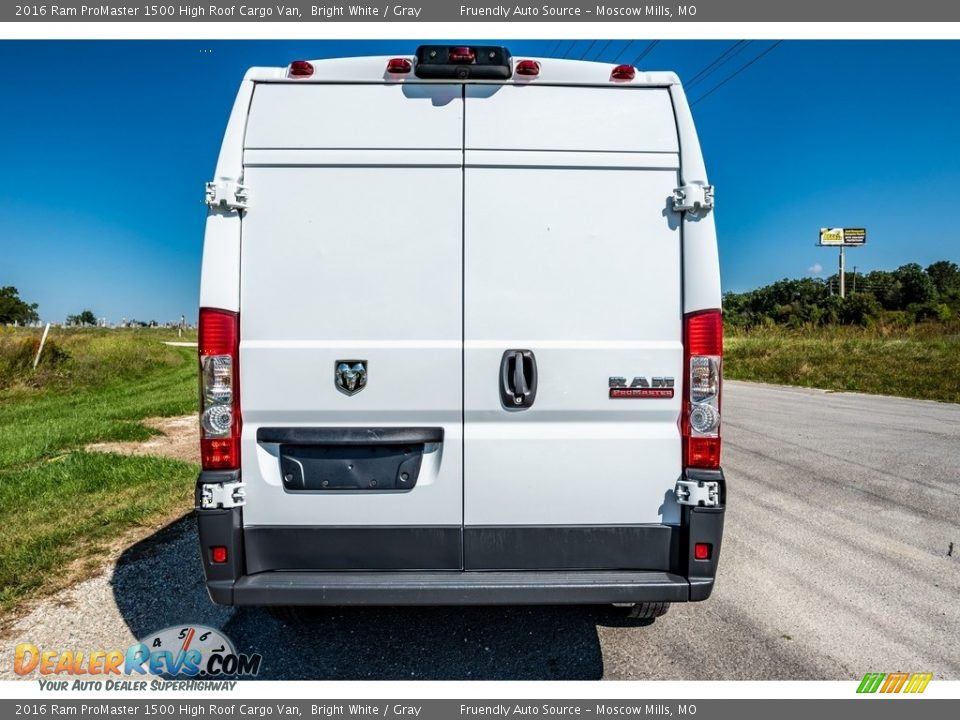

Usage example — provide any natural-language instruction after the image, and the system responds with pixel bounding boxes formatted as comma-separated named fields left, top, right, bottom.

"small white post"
left=33, top=322, right=51, bottom=369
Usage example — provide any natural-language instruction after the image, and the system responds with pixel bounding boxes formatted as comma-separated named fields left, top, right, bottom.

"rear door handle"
left=500, top=349, right=537, bottom=409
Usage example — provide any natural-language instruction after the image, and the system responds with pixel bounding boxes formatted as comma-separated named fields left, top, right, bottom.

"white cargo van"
left=196, top=47, right=725, bottom=620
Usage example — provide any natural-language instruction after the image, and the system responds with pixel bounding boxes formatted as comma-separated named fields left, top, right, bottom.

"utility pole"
left=838, top=245, right=846, bottom=299
left=852, top=266, right=857, bottom=293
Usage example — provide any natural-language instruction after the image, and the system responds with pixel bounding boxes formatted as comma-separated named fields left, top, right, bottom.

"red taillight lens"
left=386, top=58, right=412, bottom=74
left=199, top=308, right=240, bottom=471
left=211, top=546, right=228, bottom=564
left=686, top=309, right=723, bottom=356
left=683, top=309, right=723, bottom=469
left=449, top=47, right=476, bottom=64
left=694, top=543, right=712, bottom=561
left=288, top=60, right=314, bottom=78
left=515, top=60, right=540, bottom=77
left=611, top=64, right=636, bottom=81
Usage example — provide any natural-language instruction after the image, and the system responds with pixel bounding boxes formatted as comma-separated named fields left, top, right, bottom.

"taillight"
left=683, top=309, right=722, bottom=469
left=199, top=308, right=240, bottom=470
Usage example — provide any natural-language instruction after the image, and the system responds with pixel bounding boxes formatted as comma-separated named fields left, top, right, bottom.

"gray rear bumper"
left=197, top=468, right=725, bottom=607
left=213, top=570, right=693, bottom=606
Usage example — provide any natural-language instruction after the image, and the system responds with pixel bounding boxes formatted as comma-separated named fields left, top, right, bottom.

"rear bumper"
left=223, top=570, right=691, bottom=606
left=196, top=468, right=725, bottom=607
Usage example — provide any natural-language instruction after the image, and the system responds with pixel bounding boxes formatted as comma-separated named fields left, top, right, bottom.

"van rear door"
left=237, top=83, right=464, bottom=571
left=462, top=85, right=684, bottom=570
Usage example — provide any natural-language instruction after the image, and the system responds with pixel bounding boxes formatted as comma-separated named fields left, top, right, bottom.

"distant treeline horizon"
left=723, top=260, right=960, bottom=328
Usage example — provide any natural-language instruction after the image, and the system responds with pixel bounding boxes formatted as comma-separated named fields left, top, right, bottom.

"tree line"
left=723, top=261, right=960, bottom=328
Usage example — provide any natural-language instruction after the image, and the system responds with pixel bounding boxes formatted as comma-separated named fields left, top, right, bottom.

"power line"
left=690, top=41, right=783, bottom=106
left=576, top=40, right=598, bottom=61
left=617, top=40, right=638, bottom=63
left=562, top=41, right=581, bottom=59
left=630, top=40, right=660, bottom=66
left=685, top=41, right=749, bottom=88
left=592, top=39, right=614, bottom=61
left=545, top=41, right=563, bottom=57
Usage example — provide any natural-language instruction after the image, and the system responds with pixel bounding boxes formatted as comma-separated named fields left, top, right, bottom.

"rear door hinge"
left=675, top=478, right=720, bottom=507
left=199, top=479, right=246, bottom=509
left=205, top=179, right=248, bottom=211
left=672, top=183, right=714, bottom=213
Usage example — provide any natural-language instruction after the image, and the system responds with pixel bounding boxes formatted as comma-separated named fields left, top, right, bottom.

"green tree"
left=840, top=292, right=882, bottom=326
left=66, top=310, right=97, bottom=326
left=892, top=263, right=937, bottom=307
left=0, top=286, right=39, bottom=324
left=925, top=261, right=960, bottom=295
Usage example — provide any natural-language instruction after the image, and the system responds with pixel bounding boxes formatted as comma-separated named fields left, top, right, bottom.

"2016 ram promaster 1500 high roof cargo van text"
left=196, top=47, right=725, bottom=621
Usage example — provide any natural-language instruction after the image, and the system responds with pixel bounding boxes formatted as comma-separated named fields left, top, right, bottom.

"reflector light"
left=386, top=58, right=412, bottom=74
left=515, top=60, right=540, bottom=77
left=694, top=543, right=711, bottom=561
left=611, top=64, right=636, bottom=81
left=288, top=60, right=314, bottom=78
left=211, top=546, right=228, bottom=564
left=449, top=47, right=476, bottom=63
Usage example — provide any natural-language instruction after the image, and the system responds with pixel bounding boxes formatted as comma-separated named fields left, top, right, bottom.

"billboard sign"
left=819, top=228, right=866, bottom=246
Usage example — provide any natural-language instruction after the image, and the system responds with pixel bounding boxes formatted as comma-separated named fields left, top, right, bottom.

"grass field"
left=0, top=327, right=199, bottom=614
left=724, top=324, right=960, bottom=403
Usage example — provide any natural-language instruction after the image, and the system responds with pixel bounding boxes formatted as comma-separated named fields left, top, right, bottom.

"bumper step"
left=227, top=570, right=691, bottom=606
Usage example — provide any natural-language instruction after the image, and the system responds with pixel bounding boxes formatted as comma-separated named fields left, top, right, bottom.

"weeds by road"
left=0, top=328, right=199, bottom=614
left=725, top=324, right=960, bottom=403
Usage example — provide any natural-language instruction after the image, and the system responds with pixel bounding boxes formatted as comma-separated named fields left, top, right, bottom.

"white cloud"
left=807, top=263, right=823, bottom=274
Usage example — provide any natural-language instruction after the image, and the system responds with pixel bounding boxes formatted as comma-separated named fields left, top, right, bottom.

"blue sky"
left=1, top=40, right=958, bottom=323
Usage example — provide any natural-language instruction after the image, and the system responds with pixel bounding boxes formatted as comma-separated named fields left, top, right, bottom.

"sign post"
left=818, top=228, right=866, bottom=298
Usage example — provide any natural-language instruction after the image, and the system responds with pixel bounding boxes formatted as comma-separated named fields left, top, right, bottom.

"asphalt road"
left=4, top=381, right=958, bottom=680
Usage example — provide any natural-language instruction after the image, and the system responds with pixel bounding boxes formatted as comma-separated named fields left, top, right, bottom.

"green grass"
left=0, top=327, right=199, bottom=614
left=725, top=325, right=960, bottom=403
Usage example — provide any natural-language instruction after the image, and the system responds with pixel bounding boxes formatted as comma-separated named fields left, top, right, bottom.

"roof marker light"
left=288, top=60, right=314, bottom=78
left=515, top=60, right=540, bottom=77
left=386, top=58, right=412, bottom=74
left=611, top=64, right=636, bottom=81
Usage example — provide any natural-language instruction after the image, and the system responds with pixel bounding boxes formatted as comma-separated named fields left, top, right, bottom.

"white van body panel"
left=669, top=83, right=722, bottom=315
left=462, top=83, right=683, bottom=526
left=198, top=55, right=725, bottom=593
left=238, top=83, right=464, bottom=527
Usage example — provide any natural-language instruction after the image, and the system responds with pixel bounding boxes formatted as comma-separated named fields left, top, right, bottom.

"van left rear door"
left=238, top=82, right=464, bottom=571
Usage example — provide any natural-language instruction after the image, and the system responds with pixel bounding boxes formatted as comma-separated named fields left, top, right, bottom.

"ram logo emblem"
left=335, top=360, right=368, bottom=396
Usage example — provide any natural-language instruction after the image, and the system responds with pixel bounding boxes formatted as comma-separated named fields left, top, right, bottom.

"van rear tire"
left=616, top=602, right=670, bottom=623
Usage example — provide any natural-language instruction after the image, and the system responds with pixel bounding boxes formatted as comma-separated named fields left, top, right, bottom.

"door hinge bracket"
left=672, top=183, right=714, bottom=213
left=675, top=478, right=720, bottom=507
left=205, top=179, right=248, bottom=211
left=199, top=479, right=246, bottom=509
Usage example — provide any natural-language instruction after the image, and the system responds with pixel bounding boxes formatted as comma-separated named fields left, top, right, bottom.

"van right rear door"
left=462, top=84, right=685, bottom=570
